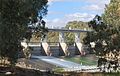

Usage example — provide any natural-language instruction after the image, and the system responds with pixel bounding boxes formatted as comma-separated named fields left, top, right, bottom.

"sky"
left=44, top=0, right=110, bottom=28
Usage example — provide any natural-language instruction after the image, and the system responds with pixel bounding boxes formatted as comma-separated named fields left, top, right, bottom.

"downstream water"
left=60, top=54, right=98, bottom=66
left=60, top=54, right=120, bottom=76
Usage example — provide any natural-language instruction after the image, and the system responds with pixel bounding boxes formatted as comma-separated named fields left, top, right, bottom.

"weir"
left=29, top=28, right=92, bottom=56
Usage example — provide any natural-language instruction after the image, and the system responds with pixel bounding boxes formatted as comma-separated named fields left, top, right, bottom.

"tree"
left=65, top=21, right=89, bottom=45
left=103, top=0, right=120, bottom=28
left=84, top=0, right=120, bottom=71
left=0, top=0, right=48, bottom=66
left=84, top=15, right=120, bottom=72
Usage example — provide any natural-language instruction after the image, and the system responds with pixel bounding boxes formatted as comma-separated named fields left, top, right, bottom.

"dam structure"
left=29, top=28, right=92, bottom=57
left=18, top=28, right=98, bottom=72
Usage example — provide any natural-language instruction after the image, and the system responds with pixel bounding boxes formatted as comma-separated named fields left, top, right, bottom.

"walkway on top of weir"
left=48, top=28, right=92, bottom=32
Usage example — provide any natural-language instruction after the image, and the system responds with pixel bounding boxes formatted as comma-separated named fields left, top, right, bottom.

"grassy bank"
left=61, top=72, right=120, bottom=76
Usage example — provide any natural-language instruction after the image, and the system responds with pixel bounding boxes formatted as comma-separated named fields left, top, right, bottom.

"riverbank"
left=58, top=71, right=120, bottom=76
left=0, top=66, right=62, bottom=76
left=1, top=66, right=120, bottom=76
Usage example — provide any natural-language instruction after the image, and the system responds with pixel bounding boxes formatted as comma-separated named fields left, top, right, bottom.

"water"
left=61, top=54, right=98, bottom=66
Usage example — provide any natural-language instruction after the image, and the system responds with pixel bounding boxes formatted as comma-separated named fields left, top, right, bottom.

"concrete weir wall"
left=49, top=45, right=59, bottom=56
left=30, top=42, right=84, bottom=57
left=68, top=45, right=76, bottom=56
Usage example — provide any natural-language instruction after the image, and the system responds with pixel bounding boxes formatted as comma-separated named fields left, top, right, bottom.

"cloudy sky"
left=45, top=0, right=110, bottom=28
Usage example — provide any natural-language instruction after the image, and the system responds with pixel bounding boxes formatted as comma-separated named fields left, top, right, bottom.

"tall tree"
left=0, top=0, right=48, bottom=65
left=84, top=14, right=120, bottom=71
left=84, top=0, right=120, bottom=71
left=103, top=0, right=120, bottom=28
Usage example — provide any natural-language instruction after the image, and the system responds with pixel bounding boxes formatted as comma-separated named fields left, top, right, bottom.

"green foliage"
left=84, top=15, right=120, bottom=56
left=0, top=0, right=48, bottom=65
left=103, top=0, right=120, bottom=27
left=84, top=14, right=120, bottom=71
left=31, top=21, right=89, bottom=44
left=84, top=0, right=120, bottom=70
left=65, top=21, right=90, bottom=45
left=47, top=32, right=59, bottom=43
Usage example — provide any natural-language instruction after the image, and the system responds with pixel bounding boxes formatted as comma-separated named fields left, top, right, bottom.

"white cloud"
left=52, top=18, right=60, bottom=23
left=48, top=0, right=110, bottom=3
left=46, top=0, right=110, bottom=28
left=46, top=13, right=95, bottom=28
left=82, top=4, right=102, bottom=11
left=48, top=0, right=110, bottom=12
left=65, top=13, right=95, bottom=22
left=84, top=0, right=110, bottom=10
left=85, top=0, right=110, bottom=4
left=80, top=0, right=110, bottom=13
left=46, top=18, right=66, bottom=28
left=48, top=0, right=79, bottom=2
left=48, top=11, right=63, bottom=15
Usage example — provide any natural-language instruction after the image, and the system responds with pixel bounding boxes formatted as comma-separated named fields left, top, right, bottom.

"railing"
left=48, top=28, right=93, bottom=32
left=63, top=66, right=99, bottom=72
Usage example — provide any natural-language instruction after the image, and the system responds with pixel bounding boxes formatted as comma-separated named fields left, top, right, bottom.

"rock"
left=5, top=72, right=12, bottom=75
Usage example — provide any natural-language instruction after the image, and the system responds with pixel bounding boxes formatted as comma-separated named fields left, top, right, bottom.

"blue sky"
left=45, top=0, right=110, bottom=28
